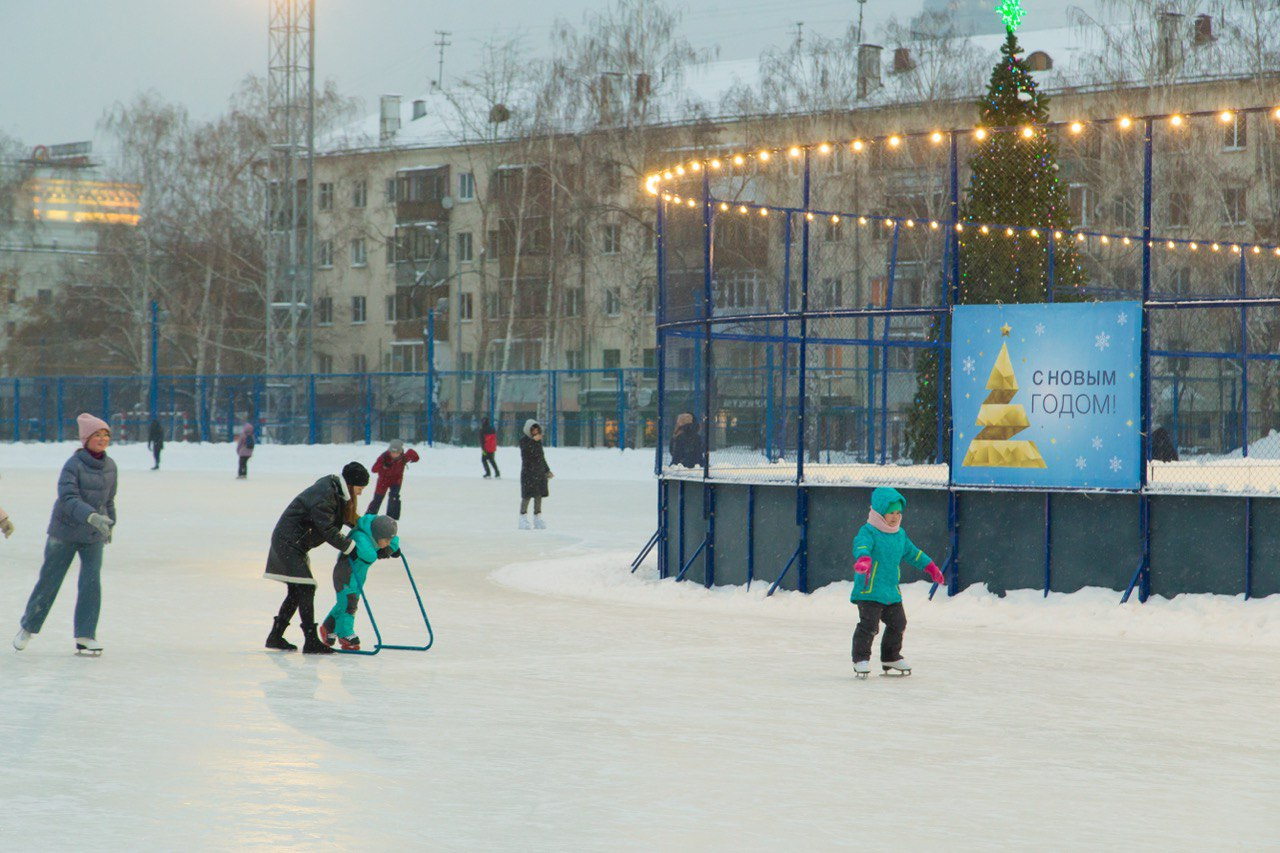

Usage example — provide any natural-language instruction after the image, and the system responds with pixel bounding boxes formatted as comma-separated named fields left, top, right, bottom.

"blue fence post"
left=654, top=191, right=667, bottom=473
left=149, top=299, right=159, bottom=421
left=11, top=379, right=19, bottom=442
left=704, top=482, right=716, bottom=588
left=101, top=378, right=110, bottom=422
left=880, top=223, right=900, bottom=463
left=700, top=166, right=713, bottom=479
left=616, top=368, right=625, bottom=451
left=765, top=348, right=775, bottom=462
left=307, top=375, right=317, bottom=444
left=1239, top=252, right=1249, bottom=456
left=549, top=369, right=559, bottom=448
left=364, top=374, right=373, bottom=445
left=55, top=378, right=64, bottom=442
left=197, top=377, right=208, bottom=442
left=1140, top=117, right=1154, bottom=486
left=797, top=151, right=812, bottom=484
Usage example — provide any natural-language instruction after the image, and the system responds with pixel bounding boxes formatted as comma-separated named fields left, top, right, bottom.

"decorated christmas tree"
left=961, top=334, right=1046, bottom=468
left=905, top=0, right=1087, bottom=462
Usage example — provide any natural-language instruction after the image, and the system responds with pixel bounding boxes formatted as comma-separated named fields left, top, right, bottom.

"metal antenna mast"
left=434, top=30, right=452, bottom=88
left=266, top=0, right=316, bottom=414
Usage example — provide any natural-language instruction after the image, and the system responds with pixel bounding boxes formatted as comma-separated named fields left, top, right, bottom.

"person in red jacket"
left=366, top=439, right=419, bottom=519
left=480, top=417, right=500, bottom=479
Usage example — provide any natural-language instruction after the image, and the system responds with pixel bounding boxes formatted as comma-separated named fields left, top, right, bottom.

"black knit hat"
left=342, top=461, right=370, bottom=488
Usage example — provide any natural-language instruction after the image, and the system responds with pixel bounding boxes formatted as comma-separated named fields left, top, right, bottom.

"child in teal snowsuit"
left=850, top=487, right=945, bottom=675
left=320, top=514, right=400, bottom=651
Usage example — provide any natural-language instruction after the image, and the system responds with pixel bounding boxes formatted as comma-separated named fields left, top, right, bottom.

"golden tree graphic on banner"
left=962, top=333, right=1046, bottom=468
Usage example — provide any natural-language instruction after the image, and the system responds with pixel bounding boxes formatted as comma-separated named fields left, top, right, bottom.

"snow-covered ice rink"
left=1, top=441, right=1277, bottom=850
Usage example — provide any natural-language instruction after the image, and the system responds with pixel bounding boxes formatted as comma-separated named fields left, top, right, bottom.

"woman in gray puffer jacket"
left=14, top=413, right=117, bottom=655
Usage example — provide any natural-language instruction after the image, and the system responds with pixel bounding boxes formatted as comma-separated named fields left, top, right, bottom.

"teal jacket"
left=850, top=487, right=933, bottom=605
left=340, top=514, right=401, bottom=594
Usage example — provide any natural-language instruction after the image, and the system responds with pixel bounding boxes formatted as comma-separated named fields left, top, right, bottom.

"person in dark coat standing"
left=367, top=438, right=419, bottom=519
left=147, top=418, right=164, bottom=470
left=14, top=413, right=117, bottom=655
left=480, top=418, right=500, bottom=479
left=518, top=419, right=552, bottom=530
left=669, top=412, right=704, bottom=468
left=263, top=461, right=370, bottom=654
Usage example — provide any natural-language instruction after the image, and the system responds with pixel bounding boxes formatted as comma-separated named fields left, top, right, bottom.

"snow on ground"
left=0, top=440, right=1276, bottom=849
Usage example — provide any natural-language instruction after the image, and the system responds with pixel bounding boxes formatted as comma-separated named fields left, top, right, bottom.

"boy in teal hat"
left=320, top=514, right=400, bottom=651
left=850, top=487, right=945, bottom=677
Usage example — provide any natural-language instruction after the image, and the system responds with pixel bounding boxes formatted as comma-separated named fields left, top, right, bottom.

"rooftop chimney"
left=857, top=44, right=883, bottom=99
left=892, top=47, right=916, bottom=74
left=1156, top=12, right=1185, bottom=76
left=379, top=94, right=402, bottom=142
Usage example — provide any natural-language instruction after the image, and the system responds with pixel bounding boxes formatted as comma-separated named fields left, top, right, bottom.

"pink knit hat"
left=77, top=412, right=111, bottom=444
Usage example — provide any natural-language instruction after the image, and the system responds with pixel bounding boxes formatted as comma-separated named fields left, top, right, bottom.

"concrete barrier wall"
left=659, top=479, right=1276, bottom=599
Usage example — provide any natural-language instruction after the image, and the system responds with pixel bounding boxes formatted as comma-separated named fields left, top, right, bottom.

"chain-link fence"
left=655, top=109, right=1280, bottom=495
left=0, top=367, right=655, bottom=451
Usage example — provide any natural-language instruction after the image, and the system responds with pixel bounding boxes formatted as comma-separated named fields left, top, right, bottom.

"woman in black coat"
left=518, top=419, right=552, bottom=529
left=670, top=412, right=704, bottom=468
left=263, top=461, right=369, bottom=654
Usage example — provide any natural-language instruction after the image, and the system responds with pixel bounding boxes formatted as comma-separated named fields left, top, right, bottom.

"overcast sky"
left=0, top=0, right=1085, bottom=148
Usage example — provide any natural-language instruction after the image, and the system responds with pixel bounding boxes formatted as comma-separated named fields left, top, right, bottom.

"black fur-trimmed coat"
left=263, top=475, right=355, bottom=585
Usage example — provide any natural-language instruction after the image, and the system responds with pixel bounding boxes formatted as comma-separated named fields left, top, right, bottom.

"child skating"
left=518, top=419, right=553, bottom=529
left=367, top=439, right=419, bottom=519
left=850, top=487, right=945, bottom=678
left=320, top=514, right=400, bottom=651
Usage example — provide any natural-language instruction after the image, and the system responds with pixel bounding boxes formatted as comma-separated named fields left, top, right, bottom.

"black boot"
left=265, top=617, right=297, bottom=651
left=301, top=622, right=334, bottom=654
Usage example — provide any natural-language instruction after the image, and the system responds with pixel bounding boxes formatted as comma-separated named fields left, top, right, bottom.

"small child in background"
left=367, top=439, right=419, bottom=519
left=320, top=514, right=400, bottom=651
left=850, top=487, right=945, bottom=678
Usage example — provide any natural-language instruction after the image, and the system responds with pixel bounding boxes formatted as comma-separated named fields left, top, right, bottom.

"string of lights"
left=644, top=106, right=1280, bottom=198
left=655, top=193, right=1280, bottom=261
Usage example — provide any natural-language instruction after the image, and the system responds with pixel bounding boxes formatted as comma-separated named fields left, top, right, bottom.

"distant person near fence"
left=236, top=422, right=255, bottom=479
left=481, top=418, right=500, bottom=479
left=147, top=418, right=164, bottom=470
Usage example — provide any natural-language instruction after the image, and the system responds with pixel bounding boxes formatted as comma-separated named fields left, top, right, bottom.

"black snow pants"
left=852, top=601, right=908, bottom=663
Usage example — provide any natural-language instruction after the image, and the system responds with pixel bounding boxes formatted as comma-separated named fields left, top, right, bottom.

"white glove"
left=0, top=516, right=12, bottom=538
left=87, top=513, right=114, bottom=537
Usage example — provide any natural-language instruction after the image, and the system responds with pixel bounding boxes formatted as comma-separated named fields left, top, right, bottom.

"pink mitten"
left=853, top=556, right=872, bottom=576
left=924, top=562, right=945, bottom=584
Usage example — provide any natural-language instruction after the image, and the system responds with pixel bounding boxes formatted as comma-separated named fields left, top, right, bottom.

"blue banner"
left=951, top=302, right=1142, bottom=489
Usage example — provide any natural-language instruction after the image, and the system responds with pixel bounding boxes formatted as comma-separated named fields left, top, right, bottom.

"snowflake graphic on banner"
left=1095, top=332, right=1111, bottom=351
left=1109, top=456, right=1123, bottom=472
left=963, top=356, right=976, bottom=375
left=1034, top=323, right=1046, bottom=336
left=1116, top=312, right=1129, bottom=326
left=1092, top=436, right=1103, bottom=450
left=1075, top=456, right=1087, bottom=470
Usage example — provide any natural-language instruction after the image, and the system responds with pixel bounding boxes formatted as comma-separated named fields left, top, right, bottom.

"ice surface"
left=0, top=441, right=1276, bottom=849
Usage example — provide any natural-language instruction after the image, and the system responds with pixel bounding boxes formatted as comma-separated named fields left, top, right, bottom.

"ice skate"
left=75, top=637, right=103, bottom=657
left=853, top=660, right=871, bottom=679
left=13, top=628, right=31, bottom=651
left=533, top=515, right=546, bottom=530
left=338, top=635, right=361, bottom=651
left=881, top=659, right=911, bottom=676
left=318, top=620, right=335, bottom=647
left=518, top=515, right=531, bottom=530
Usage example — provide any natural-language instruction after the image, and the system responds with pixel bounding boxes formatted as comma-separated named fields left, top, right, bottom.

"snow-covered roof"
left=319, top=11, right=1272, bottom=157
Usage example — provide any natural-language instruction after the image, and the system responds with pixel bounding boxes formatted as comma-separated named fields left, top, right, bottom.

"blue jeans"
left=21, top=537, right=104, bottom=638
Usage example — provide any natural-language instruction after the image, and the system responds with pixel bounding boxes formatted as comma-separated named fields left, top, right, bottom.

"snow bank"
left=493, top=551, right=1280, bottom=649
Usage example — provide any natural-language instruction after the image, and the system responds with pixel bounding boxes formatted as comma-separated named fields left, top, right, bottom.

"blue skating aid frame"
left=336, top=553, right=434, bottom=656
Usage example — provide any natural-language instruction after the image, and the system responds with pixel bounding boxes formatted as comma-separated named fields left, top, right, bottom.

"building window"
left=565, top=350, right=583, bottom=370
left=458, top=172, right=475, bottom=201
left=602, top=349, right=621, bottom=369
left=36, top=289, right=51, bottom=305
left=458, top=292, right=474, bottom=321
left=563, top=225, right=585, bottom=255
left=385, top=178, right=396, bottom=205
left=352, top=295, right=367, bottom=324
left=1025, top=50, right=1053, bottom=71
left=824, top=218, right=843, bottom=242
left=1222, top=187, right=1247, bottom=225
left=456, top=232, right=473, bottom=263
left=352, top=180, right=367, bottom=208
left=353, top=353, right=368, bottom=374
left=601, top=161, right=622, bottom=194
left=605, top=287, right=621, bottom=315
left=642, top=347, right=657, bottom=377
left=642, top=284, right=656, bottom=314
left=713, top=271, right=761, bottom=310
left=819, top=277, right=842, bottom=308
left=601, top=223, right=621, bottom=255
left=350, top=238, right=367, bottom=267
left=318, top=353, right=334, bottom=374
left=318, top=182, right=334, bottom=210
left=385, top=294, right=398, bottom=322
left=316, top=296, right=334, bottom=325
left=386, top=236, right=397, bottom=264
left=1223, top=113, right=1247, bottom=151
left=642, top=221, right=657, bottom=253
left=1068, top=184, right=1091, bottom=228
left=1169, top=192, right=1192, bottom=228
left=318, top=239, right=334, bottom=267
left=565, top=287, right=582, bottom=317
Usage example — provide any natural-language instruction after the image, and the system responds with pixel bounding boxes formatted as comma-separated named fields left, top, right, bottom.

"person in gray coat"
left=14, top=413, right=117, bottom=655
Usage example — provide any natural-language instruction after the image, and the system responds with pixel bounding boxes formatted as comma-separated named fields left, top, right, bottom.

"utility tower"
left=266, top=0, right=316, bottom=405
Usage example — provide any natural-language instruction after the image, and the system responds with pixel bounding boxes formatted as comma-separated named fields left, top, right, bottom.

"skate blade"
left=880, top=669, right=911, bottom=676
left=75, top=649, right=102, bottom=657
